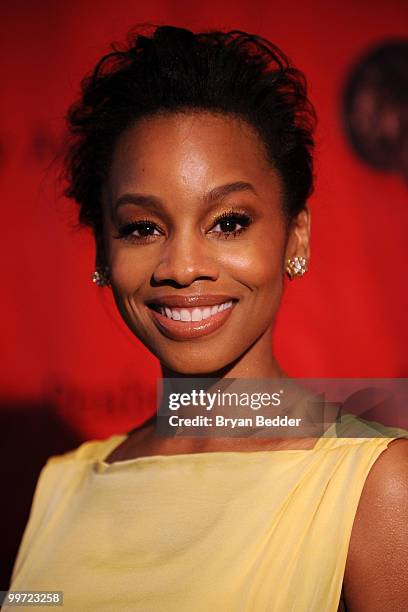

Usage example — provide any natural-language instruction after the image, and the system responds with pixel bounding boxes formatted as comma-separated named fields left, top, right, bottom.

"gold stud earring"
left=91, top=265, right=111, bottom=287
left=286, top=256, right=308, bottom=280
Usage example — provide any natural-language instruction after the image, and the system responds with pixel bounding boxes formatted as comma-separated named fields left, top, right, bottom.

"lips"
left=147, top=294, right=235, bottom=308
left=146, top=294, right=238, bottom=340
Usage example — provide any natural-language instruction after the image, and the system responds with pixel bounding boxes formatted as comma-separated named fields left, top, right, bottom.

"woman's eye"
left=113, top=212, right=252, bottom=243
left=113, top=220, right=162, bottom=242
left=209, top=213, right=252, bottom=238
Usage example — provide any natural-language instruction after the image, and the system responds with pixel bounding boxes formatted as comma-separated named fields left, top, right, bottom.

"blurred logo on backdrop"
left=343, top=39, right=408, bottom=183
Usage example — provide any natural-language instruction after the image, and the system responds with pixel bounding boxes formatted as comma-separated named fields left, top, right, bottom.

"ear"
left=284, top=206, right=311, bottom=262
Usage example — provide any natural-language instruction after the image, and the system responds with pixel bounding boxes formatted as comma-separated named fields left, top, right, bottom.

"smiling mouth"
left=146, top=296, right=238, bottom=340
left=149, top=300, right=233, bottom=321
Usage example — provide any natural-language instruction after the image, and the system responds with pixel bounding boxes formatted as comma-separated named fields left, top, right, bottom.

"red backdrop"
left=1, top=0, right=407, bottom=439
left=1, top=0, right=408, bottom=590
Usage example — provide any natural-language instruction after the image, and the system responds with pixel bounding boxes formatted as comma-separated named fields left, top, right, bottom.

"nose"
left=152, top=231, right=219, bottom=287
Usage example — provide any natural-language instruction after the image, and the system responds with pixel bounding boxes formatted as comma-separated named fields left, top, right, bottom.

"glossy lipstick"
left=146, top=294, right=237, bottom=340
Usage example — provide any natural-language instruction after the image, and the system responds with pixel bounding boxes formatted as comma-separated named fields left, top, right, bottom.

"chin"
left=153, top=344, right=242, bottom=377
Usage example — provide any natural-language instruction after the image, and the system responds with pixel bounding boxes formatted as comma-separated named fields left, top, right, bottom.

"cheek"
left=108, top=249, right=156, bottom=344
left=109, top=248, right=153, bottom=294
left=220, top=238, right=285, bottom=294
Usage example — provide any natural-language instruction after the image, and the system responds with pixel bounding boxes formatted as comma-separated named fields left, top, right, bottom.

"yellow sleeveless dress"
left=5, top=414, right=408, bottom=611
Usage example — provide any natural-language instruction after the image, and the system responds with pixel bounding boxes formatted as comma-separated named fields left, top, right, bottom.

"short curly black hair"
left=64, top=24, right=316, bottom=241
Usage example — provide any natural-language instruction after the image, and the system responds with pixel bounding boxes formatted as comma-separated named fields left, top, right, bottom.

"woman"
left=6, top=25, right=408, bottom=611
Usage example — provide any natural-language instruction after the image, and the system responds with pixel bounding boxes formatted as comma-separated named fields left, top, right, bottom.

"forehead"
left=107, top=111, right=281, bottom=202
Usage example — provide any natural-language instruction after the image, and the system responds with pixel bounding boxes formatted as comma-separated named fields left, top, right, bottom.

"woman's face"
left=100, top=112, right=309, bottom=374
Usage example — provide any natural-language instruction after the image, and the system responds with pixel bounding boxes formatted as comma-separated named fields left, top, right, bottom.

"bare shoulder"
left=344, top=437, right=408, bottom=611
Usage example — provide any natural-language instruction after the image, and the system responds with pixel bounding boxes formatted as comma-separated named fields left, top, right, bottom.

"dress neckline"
left=92, top=413, right=386, bottom=473
left=93, top=429, right=332, bottom=473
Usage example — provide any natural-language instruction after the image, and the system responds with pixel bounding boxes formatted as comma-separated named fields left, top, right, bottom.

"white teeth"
left=202, top=307, right=211, bottom=320
left=180, top=309, right=191, bottom=322
left=191, top=308, right=203, bottom=321
left=157, top=301, right=234, bottom=322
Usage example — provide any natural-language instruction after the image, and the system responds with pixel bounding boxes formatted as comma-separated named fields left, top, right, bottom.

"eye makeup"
left=207, top=209, right=253, bottom=239
left=112, top=207, right=254, bottom=244
left=112, top=218, right=165, bottom=243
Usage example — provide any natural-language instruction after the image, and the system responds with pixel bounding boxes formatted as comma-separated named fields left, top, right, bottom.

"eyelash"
left=113, top=210, right=253, bottom=243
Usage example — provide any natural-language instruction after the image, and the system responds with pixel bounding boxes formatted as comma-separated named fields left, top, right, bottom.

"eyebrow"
left=203, top=181, right=257, bottom=204
left=113, top=181, right=257, bottom=212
